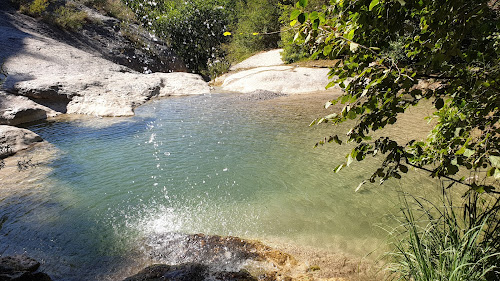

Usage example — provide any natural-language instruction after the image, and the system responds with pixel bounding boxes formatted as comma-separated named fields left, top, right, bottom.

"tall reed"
left=386, top=188, right=500, bottom=281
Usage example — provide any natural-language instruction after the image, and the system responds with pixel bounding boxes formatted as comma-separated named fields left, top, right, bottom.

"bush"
left=19, top=0, right=49, bottom=17
left=88, top=0, right=136, bottom=22
left=52, top=3, right=88, bottom=31
left=153, top=0, right=232, bottom=73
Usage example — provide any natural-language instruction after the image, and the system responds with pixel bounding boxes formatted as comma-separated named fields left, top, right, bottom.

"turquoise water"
left=0, top=93, right=439, bottom=280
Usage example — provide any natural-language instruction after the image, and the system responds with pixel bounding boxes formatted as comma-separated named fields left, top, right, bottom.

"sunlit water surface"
left=0, top=93, right=441, bottom=280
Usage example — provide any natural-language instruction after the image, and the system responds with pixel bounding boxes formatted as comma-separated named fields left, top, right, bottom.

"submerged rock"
left=145, top=233, right=296, bottom=270
left=0, top=255, right=52, bottom=281
left=134, top=233, right=297, bottom=281
left=0, top=125, right=43, bottom=158
left=123, top=263, right=257, bottom=281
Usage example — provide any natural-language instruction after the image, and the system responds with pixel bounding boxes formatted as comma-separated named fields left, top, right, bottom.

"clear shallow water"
left=0, top=93, right=440, bottom=280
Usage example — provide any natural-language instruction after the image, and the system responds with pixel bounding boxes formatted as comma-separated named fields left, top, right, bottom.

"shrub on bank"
left=52, top=3, right=88, bottom=31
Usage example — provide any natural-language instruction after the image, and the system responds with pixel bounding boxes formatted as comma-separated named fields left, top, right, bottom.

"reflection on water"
left=0, top=93, right=441, bottom=280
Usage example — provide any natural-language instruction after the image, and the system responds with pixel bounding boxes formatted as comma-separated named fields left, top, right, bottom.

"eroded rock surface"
left=0, top=125, right=43, bottom=158
left=135, top=233, right=297, bottom=281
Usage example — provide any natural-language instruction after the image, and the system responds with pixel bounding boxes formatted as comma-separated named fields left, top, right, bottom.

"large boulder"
left=0, top=125, right=43, bottom=158
left=125, top=233, right=299, bottom=281
left=13, top=72, right=209, bottom=117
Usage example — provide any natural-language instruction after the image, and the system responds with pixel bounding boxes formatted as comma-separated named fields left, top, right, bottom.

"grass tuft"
left=386, top=191, right=500, bottom=281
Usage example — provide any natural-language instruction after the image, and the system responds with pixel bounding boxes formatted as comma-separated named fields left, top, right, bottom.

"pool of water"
left=0, top=93, right=440, bottom=280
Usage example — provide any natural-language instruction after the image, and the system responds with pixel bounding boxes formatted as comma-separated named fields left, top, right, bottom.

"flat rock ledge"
left=11, top=72, right=210, bottom=117
left=0, top=125, right=43, bottom=158
left=0, top=255, right=52, bottom=281
left=0, top=91, right=58, bottom=125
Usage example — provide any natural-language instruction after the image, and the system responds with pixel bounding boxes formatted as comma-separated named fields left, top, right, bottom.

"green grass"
left=386, top=192, right=500, bottom=281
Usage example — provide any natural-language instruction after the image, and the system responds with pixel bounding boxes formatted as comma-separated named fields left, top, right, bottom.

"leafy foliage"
left=227, top=0, right=283, bottom=62
left=124, top=0, right=239, bottom=75
left=292, top=0, right=500, bottom=193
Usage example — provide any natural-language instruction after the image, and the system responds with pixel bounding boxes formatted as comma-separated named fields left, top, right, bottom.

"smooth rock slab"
left=1, top=8, right=210, bottom=118
left=219, top=66, right=335, bottom=94
left=12, top=72, right=210, bottom=117
left=230, top=49, right=284, bottom=71
left=0, top=125, right=43, bottom=158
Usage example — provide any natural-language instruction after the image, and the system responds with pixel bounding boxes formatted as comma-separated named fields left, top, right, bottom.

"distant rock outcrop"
left=216, top=65, right=334, bottom=95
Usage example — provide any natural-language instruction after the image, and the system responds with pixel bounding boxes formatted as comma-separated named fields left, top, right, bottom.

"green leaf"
left=369, top=0, right=380, bottom=11
left=312, top=19, right=320, bottom=30
left=290, top=10, right=301, bottom=20
left=455, top=145, right=466, bottom=155
left=309, top=11, right=318, bottom=20
left=346, top=29, right=355, bottom=40
left=334, top=163, right=345, bottom=173
left=464, top=149, right=475, bottom=158
left=323, top=45, right=333, bottom=56
left=490, top=155, right=500, bottom=168
left=298, top=0, right=308, bottom=8
left=347, top=110, right=357, bottom=120
left=487, top=167, right=496, bottom=177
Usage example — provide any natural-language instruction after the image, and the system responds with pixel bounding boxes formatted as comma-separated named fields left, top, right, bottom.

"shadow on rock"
left=0, top=255, right=53, bottom=281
